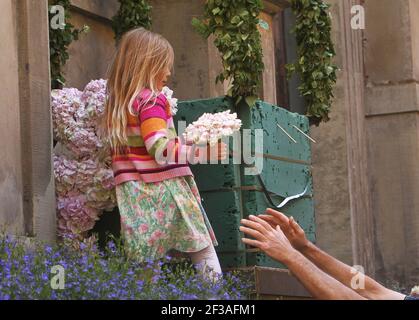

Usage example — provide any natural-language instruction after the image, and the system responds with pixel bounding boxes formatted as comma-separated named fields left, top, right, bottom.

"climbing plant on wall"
left=112, top=0, right=152, bottom=42
left=286, top=0, right=339, bottom=124
left=192, top=0, right=265, bottom=107
left=48, top=0, right=89, bottom=90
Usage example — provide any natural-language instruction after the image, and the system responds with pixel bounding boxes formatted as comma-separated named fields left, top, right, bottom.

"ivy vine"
left=286, top=0, right=339, bottom=124
left=48, top=0, right=89, bottom=90
left=112, top=0, right=152, bottom=42
left=192, top=0, right=265, bottom=107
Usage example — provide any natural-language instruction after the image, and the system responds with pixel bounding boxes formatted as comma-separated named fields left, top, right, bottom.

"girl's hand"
left=206, top=142, right=228, bottom=162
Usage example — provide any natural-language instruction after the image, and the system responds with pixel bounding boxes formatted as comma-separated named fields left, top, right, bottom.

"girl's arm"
left=139, top=93, right=197, bottom=165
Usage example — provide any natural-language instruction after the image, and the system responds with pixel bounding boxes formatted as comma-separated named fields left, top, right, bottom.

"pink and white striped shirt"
left=111, top=88, right=196, bottom=185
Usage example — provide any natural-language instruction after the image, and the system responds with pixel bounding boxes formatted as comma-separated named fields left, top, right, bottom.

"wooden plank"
left=273, top=10, right=290, bottom=108
left=16, top=0, right=56, bottom=242
left=254, top=267, right=312, bottom=298
left=226, top=266, right=312, bottom=299
left=259, top=12, right=277, bottom=105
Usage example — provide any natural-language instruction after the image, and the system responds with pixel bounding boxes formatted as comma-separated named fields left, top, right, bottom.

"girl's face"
left=156, top=67, right=171, bottom=91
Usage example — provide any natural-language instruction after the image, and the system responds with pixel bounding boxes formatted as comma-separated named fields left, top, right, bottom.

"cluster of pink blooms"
left=52, top=79, right=116, bottom=239
left=183, top=110, right=242, bottom=146
left=51, top=80, right=108, bottom=159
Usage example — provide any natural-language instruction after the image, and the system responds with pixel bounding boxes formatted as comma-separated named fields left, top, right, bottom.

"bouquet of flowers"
left=183, top=110, right=242, bottom=146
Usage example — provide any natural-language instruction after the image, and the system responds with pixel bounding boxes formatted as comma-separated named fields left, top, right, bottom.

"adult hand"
left=258, top=208, right=310, bottom=252
left=240, top=214, right=297, bottom=263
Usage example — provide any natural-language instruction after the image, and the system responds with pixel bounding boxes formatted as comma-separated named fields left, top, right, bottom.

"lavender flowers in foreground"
left=0, top=234, right=251, bottom=300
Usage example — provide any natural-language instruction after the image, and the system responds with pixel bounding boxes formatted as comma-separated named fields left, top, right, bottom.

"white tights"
left=187, top=244, right=222, bottom=280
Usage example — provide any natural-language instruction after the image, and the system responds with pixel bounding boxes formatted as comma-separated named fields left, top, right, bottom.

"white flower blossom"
left=161, top=86, right=179, bottom=116
left=183, top=110, right=242, bottom=146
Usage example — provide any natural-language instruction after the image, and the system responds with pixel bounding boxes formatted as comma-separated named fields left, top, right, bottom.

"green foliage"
left=112, top=0, right=152, bottom=42
left=286, top=0, right=339, bottom=124
left=48, top=0, right=89, bottom=89
left=192, top=0, right=265, bottom=107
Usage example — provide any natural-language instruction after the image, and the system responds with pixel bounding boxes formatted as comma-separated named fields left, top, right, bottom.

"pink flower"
left=139, top=224, right=149, bottom=234
left=56, top=194, right=99, bottom=237
left=150, top=230, right=164, bottom=241
left=155, top=210, right=165, bottom=224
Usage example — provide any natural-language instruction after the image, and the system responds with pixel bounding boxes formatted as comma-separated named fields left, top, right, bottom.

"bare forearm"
left=300, top=242, right=390, bottom=299
left=282, top=250, right=365, bottom=300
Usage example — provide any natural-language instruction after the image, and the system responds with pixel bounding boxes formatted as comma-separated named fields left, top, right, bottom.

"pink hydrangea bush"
left=52, top=79, right=116, bottom=240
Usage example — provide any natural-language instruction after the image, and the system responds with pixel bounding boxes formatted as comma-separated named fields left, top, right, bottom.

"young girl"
left=100, top=27, right=226, bottom=278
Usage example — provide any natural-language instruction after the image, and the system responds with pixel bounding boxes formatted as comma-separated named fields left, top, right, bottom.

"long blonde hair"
left=99, top=27, right=174, bottom=155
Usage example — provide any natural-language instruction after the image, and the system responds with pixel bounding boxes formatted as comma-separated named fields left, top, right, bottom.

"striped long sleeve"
left=111, top=89, right=195, bottom=185
left=138, top=92, right=195, bottom=165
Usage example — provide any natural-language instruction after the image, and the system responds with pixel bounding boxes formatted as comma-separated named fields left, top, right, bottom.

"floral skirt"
left=115, top=175, right=218, bottom=263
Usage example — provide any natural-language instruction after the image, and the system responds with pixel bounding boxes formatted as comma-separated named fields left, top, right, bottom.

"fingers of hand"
left=241, top=237, right=262, bottom=248
left=218, top=142, right=228, bottom=152
left=239, top=225, right=264, bottom=241
left=240, top=219, right=267, bottom=236
left=248, top=215, right=273, bottom=232
left=259, top=214, right=289, bottom=229
left=265, top=208, right=289, bottom=224
left=212, top=143, right=227, bottom=160
left=258, top=215, right=277, bottom=228
left=219, top=150, right=227, bottom=160
left=289, top=216, right=300, bottom=231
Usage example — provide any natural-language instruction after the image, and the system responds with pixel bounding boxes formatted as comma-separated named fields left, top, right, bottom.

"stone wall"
left=310, top=0, right=357, bottom=266
left=64, top=0, right=118, bottom=89
left=364, top=0, right=419, bottom=287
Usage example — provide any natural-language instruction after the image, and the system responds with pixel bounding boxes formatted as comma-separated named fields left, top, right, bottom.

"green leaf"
left=212, top=7, right=221, bottom=15
left=231, top=16, right=241, bottom=24
left=223, top=51, right=233, bottom=60
left=245, top=95, right=258, bottom=107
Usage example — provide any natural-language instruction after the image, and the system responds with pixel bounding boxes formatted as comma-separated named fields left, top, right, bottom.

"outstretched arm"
left=139, top=93, right=194, bottom=165
left=139, top=93, right=227, bottom=165
left=258, top=209, right=405, bottom=300
left=240, top=216, right=365, bottom=300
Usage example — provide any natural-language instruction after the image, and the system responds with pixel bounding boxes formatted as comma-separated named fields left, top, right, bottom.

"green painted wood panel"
left=199, top=190, right=246, bottom=268
left=175, top=97, right=315, bottom=269
left=244, top=101, right=312, bottom=163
